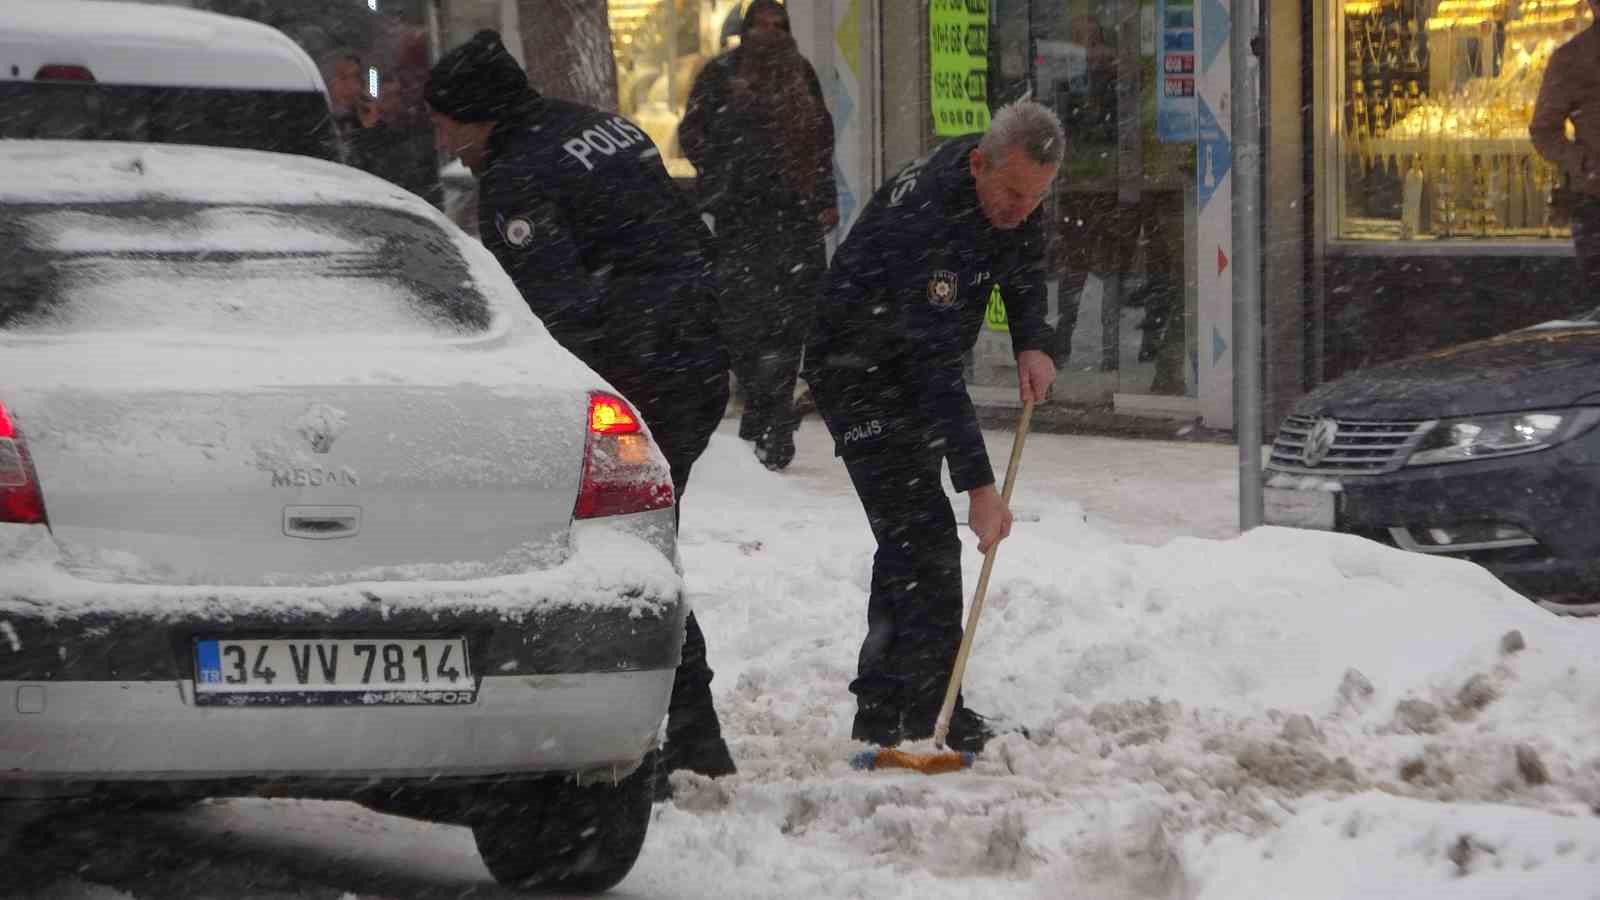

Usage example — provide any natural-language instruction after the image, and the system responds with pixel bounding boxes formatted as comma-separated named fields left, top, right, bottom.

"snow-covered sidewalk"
left=31, top=422, right=1600, bottom=899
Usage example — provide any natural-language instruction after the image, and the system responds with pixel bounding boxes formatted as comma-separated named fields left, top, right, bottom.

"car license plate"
left=1263, top=486, right=1336, bottom=530
left=193, top=637, right=475, bottom=706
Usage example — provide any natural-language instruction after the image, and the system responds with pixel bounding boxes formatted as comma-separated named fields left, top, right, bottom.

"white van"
left=0, top=0, right=340, bottom=161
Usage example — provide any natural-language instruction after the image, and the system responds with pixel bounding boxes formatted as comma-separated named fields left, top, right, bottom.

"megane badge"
left=1303, top=417, right=1339, bottom=467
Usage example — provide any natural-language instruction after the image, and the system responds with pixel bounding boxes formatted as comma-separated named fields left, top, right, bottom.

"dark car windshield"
left=0, top=82, right=341, bottom=162
left=0, top=202, right=492, bottom=338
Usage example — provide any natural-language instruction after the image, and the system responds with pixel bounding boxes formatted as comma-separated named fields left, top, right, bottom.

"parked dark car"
left=1263, top=310, right=1600, bottom=615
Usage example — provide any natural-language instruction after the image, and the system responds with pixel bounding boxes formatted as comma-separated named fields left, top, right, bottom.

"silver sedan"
left=0, top=141, right=685, bottom=892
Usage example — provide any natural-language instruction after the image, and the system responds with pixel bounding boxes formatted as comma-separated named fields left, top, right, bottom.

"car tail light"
left=0, top=402, right=48, bottom=525
left=574, top=392, right=674, bottom=520
left=34, top=65, right=95, bottom=83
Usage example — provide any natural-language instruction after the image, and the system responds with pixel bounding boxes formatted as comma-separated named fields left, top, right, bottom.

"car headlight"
left=1406, top=408, right=1600, bottom=466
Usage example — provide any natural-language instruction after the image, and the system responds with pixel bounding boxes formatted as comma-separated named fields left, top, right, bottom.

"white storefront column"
left=789, top=0, right=878, bottom=242
left=1195, top=0, right=1234, bottom=429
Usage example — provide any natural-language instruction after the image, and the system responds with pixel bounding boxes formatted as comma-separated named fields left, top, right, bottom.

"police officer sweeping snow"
left=806, top=101, right=1063, bottom=753
left=424, top=30, right=735, bottom=793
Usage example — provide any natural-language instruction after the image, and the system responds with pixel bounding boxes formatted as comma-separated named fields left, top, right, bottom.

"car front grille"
left=1267, top=414, right=1434, bottom=475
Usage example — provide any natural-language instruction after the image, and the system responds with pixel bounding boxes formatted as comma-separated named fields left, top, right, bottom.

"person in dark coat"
left=678, top=0, right=837, bottom=470
left=805, top=101, right=1063, bottom=753
left=424, top=30, right=735, bottom=794
left=351, top=73, right=442, bottom=207
left=1530, top=3, right=1600, bottom=299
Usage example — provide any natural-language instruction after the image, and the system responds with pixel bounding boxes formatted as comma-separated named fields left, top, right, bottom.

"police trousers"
left=715, top=204, right=824, bottom=438
left=607, top=365, right=731, bottom=748
left=838, top=440, right=969, bottom=732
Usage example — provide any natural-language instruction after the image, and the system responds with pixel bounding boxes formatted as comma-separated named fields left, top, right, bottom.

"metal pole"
left=1231, top=0, right=1263, bottom=530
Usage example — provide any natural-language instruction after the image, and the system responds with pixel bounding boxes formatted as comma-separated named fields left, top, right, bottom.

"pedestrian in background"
left=806, top=101, right=1062, bottom=752
left=319, top=49, right=366, bottom=154
left=352, top=73, right=441, bottom=206
left=425, top=30, right=735, bottom=796
left=1531, top=1, right=1600, bottom=298
left=679, top=0, right=838, bottom=471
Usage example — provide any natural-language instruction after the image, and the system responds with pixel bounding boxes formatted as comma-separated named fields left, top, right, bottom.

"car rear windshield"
left=0, top=202, right=493, bottom=337
left=0, top=83, right=341, bottom=162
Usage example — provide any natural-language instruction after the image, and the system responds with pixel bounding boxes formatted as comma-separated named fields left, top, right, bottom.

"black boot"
left=738, top=410, right=766, bottom=442
left=941, top=706, right=998, bottom=754
left=655, top=613, right=735, bottom=801
left=754, top=427, right=796, bottom=471
left=655, top=735, right=736, bottom=801
left=850, top=705, right=903, bottom=748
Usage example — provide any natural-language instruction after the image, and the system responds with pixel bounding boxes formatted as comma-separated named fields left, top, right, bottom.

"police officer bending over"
left=806, top=101, right=1063, bottom=752
left=425, top=31, right=735, bottom=792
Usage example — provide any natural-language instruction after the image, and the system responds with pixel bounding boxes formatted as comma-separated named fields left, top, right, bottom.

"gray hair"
left=978, top=101, right=1066, bottom=166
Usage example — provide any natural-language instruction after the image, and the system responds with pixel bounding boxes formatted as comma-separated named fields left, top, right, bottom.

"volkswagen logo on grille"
left=1303, top=417, right=1339, bottom=467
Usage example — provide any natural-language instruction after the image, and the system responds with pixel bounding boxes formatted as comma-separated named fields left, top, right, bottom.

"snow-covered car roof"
left=0, top=0, right=326, bottom=93
left=0, top=140, right=434, bottom=215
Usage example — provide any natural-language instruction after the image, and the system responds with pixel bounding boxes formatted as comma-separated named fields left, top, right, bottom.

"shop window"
left=1332, top=0, right=1592, bottom=242
left=611, top=0, right=747, bottom=178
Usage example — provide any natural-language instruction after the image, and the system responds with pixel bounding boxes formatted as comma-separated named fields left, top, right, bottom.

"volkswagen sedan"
left=1264, top=311, right=1600, bottom=615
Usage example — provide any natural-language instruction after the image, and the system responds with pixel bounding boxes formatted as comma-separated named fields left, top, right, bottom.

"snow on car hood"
left=0, top=517, right=680, bottom=623
left=1297, top=324, right=1600, bottom=419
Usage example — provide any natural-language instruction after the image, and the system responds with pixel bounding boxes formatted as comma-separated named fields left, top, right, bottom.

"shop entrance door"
left=1030, top=0, right=1198, bottom=412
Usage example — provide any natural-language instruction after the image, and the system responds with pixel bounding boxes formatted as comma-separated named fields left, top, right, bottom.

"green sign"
left=930, top=0, right=989, bottom=136
left=984, top=285, right=1007, bottom=331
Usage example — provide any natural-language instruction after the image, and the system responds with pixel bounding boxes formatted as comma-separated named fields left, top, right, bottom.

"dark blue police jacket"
left=476, top=97, right=722, bottom=384
left=807, top=135, right=1055, bottom=492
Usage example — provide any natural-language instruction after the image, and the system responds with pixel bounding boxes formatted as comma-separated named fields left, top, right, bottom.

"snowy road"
left=21, top=422, right=1600, bottom=899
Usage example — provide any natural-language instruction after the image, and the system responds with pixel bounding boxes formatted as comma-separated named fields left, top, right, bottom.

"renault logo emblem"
left=1303, top=417, right=1339, bottom=467
left=297, top=403, right=348, bottom=455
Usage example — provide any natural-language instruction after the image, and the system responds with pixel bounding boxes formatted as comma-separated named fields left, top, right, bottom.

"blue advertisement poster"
left=1156, top=0, right=1197, bottom=143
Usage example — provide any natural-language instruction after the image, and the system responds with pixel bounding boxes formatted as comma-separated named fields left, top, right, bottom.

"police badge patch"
left=927, top=270, right=959, bottom=309
left=503, top=216, right=534, bottom=248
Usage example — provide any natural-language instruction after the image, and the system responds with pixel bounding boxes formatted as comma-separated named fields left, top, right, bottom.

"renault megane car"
left=0, top=141, right=684, bottom=892
left=1264, top=310, right=1600, bottom=615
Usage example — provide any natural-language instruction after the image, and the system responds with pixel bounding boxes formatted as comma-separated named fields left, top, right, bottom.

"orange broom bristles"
left=850, top=747, right=975, bottom=774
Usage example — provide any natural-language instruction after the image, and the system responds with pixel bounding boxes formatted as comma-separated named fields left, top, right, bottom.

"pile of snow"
left=660, top=427, right=1600, bottom=897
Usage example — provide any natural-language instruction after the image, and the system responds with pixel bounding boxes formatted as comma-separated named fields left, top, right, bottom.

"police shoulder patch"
left=927, top=269, right=959, bottom=309
left=503, top=215, right=534, bottom=248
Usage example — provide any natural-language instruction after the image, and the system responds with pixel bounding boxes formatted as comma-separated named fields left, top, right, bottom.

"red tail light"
left=590, top=395, right=641, bottom=435
left=0, top=402, right=48, bottom=525
left=34, top=64, right=95, bottom=83
left=574, top=393, right=674, bottom=520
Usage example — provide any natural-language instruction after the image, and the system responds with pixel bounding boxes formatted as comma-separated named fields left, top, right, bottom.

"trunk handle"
left=283, top=505, right=362, bottom=540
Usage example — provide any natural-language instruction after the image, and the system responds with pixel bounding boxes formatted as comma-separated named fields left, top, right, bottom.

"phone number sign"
left=1156, top=0, right=1198, bottom=142
left=930, top=0, right=990, bottom=136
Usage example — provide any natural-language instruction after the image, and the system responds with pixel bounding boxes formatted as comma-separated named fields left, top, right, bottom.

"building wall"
left=879, top=0, right=927, bottom=177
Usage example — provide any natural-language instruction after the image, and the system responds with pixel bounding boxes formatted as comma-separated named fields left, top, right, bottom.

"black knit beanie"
left=424, top=29, right=536, bottom=122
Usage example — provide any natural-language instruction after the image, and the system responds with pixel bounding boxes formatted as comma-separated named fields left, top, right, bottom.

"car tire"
left=471, top=751, right=657, bottom=893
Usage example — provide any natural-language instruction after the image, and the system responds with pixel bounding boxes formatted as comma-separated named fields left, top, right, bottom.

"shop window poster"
left=1157, top=0, right=1197, bottom=143
left=930, top=0, right=991, bottom=136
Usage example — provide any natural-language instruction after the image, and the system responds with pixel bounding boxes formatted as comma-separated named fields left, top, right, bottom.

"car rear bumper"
left=0, top=669, right=672, bottom=797
left=1265, top=438, right=1600, bottom=603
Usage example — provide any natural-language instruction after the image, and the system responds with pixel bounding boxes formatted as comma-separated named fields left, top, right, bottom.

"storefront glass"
left=610, top=0, right=750, bottom=179
left=1027, top=0, right=1199, bottom=400
left=1331, top=0, right=1592, bottom=242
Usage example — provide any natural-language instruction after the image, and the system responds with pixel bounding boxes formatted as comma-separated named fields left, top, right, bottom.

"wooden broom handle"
left=933, top=400, right=1034, bottom=748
